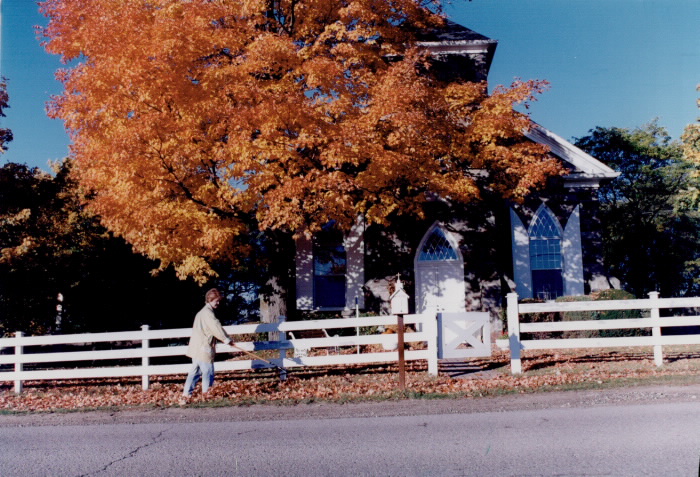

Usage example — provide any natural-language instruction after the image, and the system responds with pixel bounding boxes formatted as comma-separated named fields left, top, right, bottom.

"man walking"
left=182, top=288, right=233, bottom=399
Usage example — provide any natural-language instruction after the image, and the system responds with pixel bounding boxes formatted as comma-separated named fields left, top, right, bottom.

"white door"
left=415, top=224, right=466, bottom=314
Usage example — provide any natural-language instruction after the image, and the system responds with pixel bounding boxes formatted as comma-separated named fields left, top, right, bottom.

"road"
left=1, top=385, right=700, bottom=476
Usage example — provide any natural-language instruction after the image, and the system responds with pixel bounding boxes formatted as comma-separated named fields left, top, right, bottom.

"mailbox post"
left=390, top=275, right=410, bottom=390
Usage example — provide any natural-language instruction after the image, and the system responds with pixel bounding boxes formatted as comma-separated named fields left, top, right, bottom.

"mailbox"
left=390, top=277, right=410, bottom=315
left=389, top=276, right=410, bottom=390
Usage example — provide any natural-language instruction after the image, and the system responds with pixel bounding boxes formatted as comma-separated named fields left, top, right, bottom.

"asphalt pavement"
left=2, top=384, right=700, bottom=476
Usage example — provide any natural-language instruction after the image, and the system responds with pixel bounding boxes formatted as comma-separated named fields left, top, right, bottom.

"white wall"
left=344, top=217, right=366, bottom=310
left=562, top=205, right=584, bottom=296
left=295, top=234, right=314, bottom=310
left=510, top=208, right=533, bottom=299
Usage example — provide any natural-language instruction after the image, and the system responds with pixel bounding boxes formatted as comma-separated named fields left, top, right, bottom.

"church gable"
left=415, top=20, right=498, bottom=83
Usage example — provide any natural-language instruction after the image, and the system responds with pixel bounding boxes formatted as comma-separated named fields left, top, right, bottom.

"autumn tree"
left=40, top=0, right=563, bottom=303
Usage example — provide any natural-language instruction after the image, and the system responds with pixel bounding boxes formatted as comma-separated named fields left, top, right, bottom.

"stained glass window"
left=418, top=227, right=458, bottom=261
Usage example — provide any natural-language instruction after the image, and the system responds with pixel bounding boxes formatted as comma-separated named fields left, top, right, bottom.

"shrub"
left=519, top=298, right=562, bottom=340
left=591, top=289, right=649, bottom=337
left=559, top=295, right=597, bottom=339
left=516, top=290, right=648, bottom=340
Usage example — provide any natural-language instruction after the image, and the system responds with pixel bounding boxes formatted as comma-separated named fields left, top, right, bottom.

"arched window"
left=418, top=227, right=459, bottom=261
left=529, top=206, right=563, bottom=300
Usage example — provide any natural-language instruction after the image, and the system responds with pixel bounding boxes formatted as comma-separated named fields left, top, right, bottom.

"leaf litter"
left=3, top=348, right=700, bottom=413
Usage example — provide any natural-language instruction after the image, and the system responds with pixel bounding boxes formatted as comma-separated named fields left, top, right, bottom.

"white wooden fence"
left=499, top=291, right=700, bottom=374
left=0, top=314, right=438, bottom=394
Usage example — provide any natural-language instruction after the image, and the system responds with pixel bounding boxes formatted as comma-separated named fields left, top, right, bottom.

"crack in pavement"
left=78, top=426, right=172, bottom=476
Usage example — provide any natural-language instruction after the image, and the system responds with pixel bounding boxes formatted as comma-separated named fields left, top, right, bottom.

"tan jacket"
left=185, top=303, right=231, bottom=363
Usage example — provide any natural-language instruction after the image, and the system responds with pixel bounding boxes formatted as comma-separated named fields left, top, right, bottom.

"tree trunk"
left=260, top=275, right=287, bottom=323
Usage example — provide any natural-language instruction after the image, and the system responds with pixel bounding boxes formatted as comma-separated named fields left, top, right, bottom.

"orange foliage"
left=40, top=0, right=564, bottom=280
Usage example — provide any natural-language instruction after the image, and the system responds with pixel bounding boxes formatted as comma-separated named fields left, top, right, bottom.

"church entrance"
left=414, top=224, right=466, bottom=314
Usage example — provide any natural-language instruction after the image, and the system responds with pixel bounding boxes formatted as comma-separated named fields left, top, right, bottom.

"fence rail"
left=1, top=314, right=438, bottom=394
left=499, top=291, right=700, bottom=374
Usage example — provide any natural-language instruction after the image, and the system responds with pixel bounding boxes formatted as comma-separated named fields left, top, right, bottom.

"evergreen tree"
left=575, top=122, right=700, bottom=297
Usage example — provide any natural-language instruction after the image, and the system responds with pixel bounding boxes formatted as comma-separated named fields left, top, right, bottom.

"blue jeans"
left=183, top=360, right=215, bottom=396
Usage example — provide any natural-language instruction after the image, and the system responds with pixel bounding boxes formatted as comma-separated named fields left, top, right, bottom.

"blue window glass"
left=532, top=270, right=564, bottom=301
left=529, top=207, right=563, bottom=299
left=529, top=209, right=562, bottom=270
left=530, top=238, right=562, bottom=270
left=313, top=230, right=346, bottom=308
left=419, top=227, right=458, bottom=261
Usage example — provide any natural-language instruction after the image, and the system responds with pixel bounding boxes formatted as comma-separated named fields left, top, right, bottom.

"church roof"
left=415, top=20, right=498, bottom=55
left=415, top=20, right=497, bottom=44
left=525, top=124, right=619, bottom=186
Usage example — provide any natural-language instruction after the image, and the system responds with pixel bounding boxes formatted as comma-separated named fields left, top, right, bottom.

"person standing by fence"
left=182, top=288, right=233, bottom=399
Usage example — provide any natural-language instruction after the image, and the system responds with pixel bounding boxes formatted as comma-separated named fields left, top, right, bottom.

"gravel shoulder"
left=2, top=382, right=700, bottom=428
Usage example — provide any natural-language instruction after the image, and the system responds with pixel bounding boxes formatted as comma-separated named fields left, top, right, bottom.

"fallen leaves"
left=2, top=348, right=700, bottom=413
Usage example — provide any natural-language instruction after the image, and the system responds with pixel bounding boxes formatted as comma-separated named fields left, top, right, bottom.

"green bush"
left=517, top=290, right=648, bottom=340
left=519, top=298, right=562, bottom=340
left=559, top=295, right=597, bottom=339
left=591, top=289, right=649, bottom=337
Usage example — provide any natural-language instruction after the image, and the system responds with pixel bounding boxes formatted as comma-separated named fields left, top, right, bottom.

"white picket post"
left=506, top=293, right=522, bottom=374
left=648, top=292, right=663, bottom=366
left=14, top=331, right=23, bottom=394
left=141, top=325, right=150, bottom=390
left=425, top=313, right=439, bottom=376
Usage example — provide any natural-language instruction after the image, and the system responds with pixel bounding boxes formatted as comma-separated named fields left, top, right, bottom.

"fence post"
left=277, top=316, right=287, bottom=381
left=425, top=313, right=439, bottom=376
left=506, top=293, right=522, bottom=374
left=141, top=325, right=150, bottom=390
left=14, top=331, right=24, bottom=394
left=648, top=292, right=663, bottom=366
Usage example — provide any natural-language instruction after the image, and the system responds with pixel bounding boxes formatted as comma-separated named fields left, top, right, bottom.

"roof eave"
left=563, top=172, right=620, bottom=189
left=524, top=124, right=619, bottom=180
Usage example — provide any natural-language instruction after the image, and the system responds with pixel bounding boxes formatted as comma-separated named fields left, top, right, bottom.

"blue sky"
left=0, top=0, right=698, bottom=172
